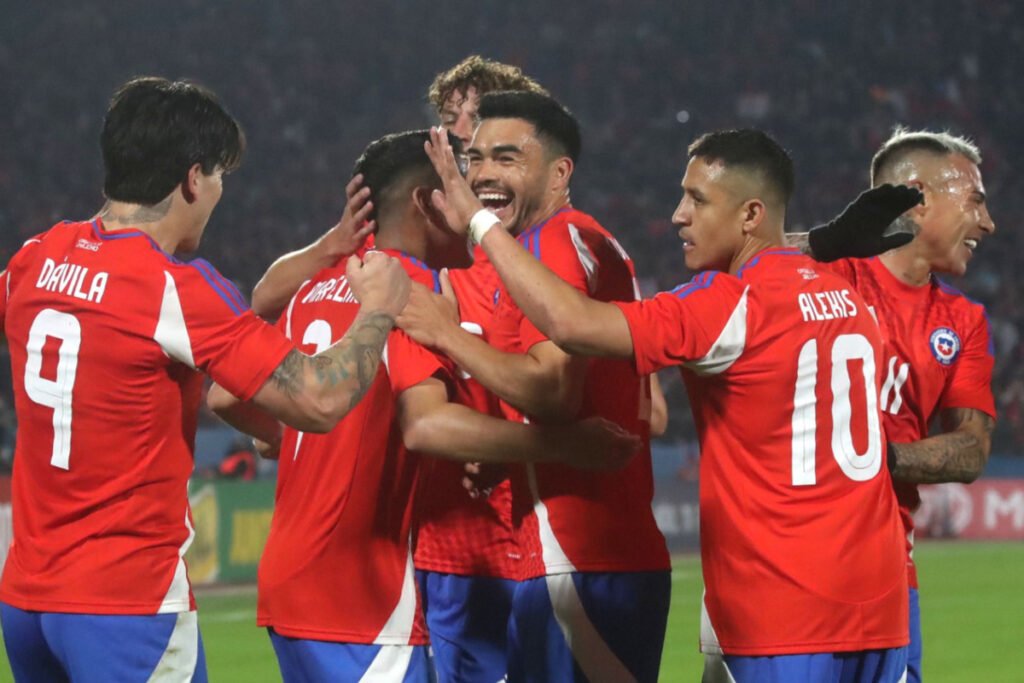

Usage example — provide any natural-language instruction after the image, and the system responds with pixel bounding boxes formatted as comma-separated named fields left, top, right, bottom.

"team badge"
left=929, top=327, right=961, bottom=365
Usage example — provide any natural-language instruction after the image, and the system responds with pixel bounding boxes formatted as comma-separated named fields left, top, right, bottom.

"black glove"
left=808, top=184, right=924, bottom=262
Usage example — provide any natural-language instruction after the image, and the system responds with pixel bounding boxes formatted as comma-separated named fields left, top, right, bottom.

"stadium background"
left=1, top=1, right=1023, bottom=680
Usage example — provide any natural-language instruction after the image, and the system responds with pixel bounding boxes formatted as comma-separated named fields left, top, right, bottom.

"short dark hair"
left=101, top=76, right=245, bottom=204
left=427, top=56, right=547, bottom=112
left=687, top=129, right=793, bottom=205
left=352, top=129, right=463, bottom=222
left=478, top=91, right=581, bottom=162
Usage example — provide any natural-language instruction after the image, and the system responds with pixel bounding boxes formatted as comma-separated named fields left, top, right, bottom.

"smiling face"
left=465, top=117, right=557, bottom=236
left=671, top=157, right=748, bottom=273
left=913, top=154, right=995, bottom=276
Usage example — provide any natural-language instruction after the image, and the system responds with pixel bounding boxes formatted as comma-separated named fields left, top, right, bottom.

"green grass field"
left=0, top=541, right=1021, bottom=681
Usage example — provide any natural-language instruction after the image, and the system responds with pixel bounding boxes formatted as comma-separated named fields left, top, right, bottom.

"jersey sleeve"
left=517, top=222, right=624, bottom=350
left=158, top=259, right=294, bottom=401
left=385, top=329, right=451, bottom=394
left=940, top=307, right=996, bottom=418
left=612, top=271, right=749, bottom=375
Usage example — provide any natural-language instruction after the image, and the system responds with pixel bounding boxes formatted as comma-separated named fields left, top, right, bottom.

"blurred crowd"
left=2, top=0, right=1022, bottom=456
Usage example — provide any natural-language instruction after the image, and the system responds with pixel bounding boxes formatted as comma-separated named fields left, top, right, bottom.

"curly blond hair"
left=427, top=55, right=547, bottom=112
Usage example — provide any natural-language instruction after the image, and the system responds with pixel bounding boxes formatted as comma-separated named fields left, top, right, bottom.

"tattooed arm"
left=888, top=407, right=994, bottom=484
left=210, top=252, right=409, bottom=434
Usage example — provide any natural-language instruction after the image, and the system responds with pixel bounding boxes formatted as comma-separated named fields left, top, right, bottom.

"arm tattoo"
left=270, top=349, right=305, bottom=396
left=310, top=310, right=395, bottom=412
left=890, top=408, right=995, bottom=484
left=784, top=232, right=812, bottom=255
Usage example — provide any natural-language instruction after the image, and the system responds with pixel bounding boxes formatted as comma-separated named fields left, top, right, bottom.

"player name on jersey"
left=797, top=288, right=858, bottom=322
left=34, top=258, right=108, bottom=304
left=301, top=276, right=356, bottom=305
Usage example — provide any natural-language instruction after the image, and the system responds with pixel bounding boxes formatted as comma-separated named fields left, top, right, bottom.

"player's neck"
left=728, top=233, right=783, bottom=276
left=95, top=200, right=182, bottom=254
left=374, top=222, right=427, bottom=264
left=879, top=248, right=932, bottom=287
left=515, top=197, right=572, bottom=237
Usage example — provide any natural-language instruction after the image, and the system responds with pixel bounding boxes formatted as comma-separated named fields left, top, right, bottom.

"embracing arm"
left=234, top=252, right=409, bottom=433
left=785, top=184, right=921, bottom=261
left=251, top=175, right=376, bottom=319
left=397, top=276, right=588, bottom=420
left=888, top=407, right=994, bottom=484
left=398, top=377, right=638, bottom=469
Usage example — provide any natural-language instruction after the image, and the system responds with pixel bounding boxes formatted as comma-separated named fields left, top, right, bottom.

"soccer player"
left=419, top=125, right=913, bottom=682
left=208, top=129, right=639, bottom=683
left=248, top=57, right=666, bottom=682
left=0, top=76, right=411, bottom=682
left=399, top=92, right=671, bottom=682
left=794, top=129, right=997, bottom=683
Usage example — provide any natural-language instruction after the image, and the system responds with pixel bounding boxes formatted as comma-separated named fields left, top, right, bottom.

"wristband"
left=469, top=209, right=501, bottom=245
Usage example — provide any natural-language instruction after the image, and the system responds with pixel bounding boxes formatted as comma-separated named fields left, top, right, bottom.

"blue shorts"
left=907, top=587, right=921, bottom=683
left=506, top=570, right=670, bottom=683
left=703, top=648, right=908, bottom=683
left=0, top=602, right=207, bottom=682
left=268, top=629, right=434, bottom=683
left=416, top=570, right=515, bottom=682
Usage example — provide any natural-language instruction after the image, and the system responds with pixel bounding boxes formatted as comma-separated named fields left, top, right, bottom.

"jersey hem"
left=703, top=635, right=910, bottom=656
left=257, top=619, right=429, bottom=646
left=412, top=561, right=519, bottom=579
left=0, top=591, right=192, bottom=615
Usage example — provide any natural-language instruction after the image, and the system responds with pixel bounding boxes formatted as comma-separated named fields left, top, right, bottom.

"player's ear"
left=549, top=156, right=574, bottom=194
left=740, top=198, right=766, bottom=235
left=906, top=180, right=929, bottom=215
left=181, top=163, right=203, bottom=203
left=412, top=186, right=446, bottom=229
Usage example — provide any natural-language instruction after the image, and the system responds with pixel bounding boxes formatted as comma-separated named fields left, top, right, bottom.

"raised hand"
left=321, top=174, right=376, bottom=260
left=345, top=251, right=411, bottom=318
left=808, top=183, right=923, bottom=262
left=396, top=271, right=462, bottom=349
left=424, top=126, right=486, bottom=235
left=555, top=417, right=641, bottom=471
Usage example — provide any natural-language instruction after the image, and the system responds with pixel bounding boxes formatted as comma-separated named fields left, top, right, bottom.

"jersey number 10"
left=790, top=334, right=883, bottom=486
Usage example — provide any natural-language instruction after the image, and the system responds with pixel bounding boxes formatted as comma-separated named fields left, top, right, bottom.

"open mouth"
left=963, top=238, right=978, bottom=251
left=476, top=190, right=513, bottom=212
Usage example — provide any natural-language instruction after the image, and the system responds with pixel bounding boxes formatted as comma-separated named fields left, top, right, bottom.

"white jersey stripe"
left=374, top=535, right=418, bottom=644
left=154, top=272, right=196, bottom=368
left=684, top=287, right=749, bottom=376
left=157, top=506, right=195, bottom=614
left=527, top=460, right=576, bottom=574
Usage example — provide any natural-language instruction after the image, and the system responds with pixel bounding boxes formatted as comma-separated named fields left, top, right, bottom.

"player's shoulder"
left=735, top=248, right=834, bottom=286
left=931, top=276, right=991, bottom=333
left=665, top=269, right=743, bottom=302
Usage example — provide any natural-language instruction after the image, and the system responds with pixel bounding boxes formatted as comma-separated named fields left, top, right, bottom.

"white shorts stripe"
left=146, top=610, right=199, bottom=682
left=545, top=573, right=636, bottom=683
left=358, top=645, right=414, bottom=682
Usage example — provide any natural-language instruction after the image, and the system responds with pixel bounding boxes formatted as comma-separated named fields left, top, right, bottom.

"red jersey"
left=412, top=251, right=518, bottom=578
left=257, top=251, right=446, bottom=645
left=0, top=219, right=292, bottom=615
left=615, top=249, right=908, bottom=655
left=827, top=257, right=995, bottom=587
left=491, top=208, right=670, bottom=578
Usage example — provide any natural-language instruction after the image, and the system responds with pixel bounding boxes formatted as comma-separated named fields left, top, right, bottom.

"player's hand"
left=396, top=270, right=461, bottom=349
left=424, top=126, right=484, bottom=235
left=318, top=174, right=376, bottom=260
left=346, top=251, right=410, bottom=318
left=554, top=417, right=641, bottom=471
left=808, top=184, right=923, bottom=262
left=252, top=437, right=280, bottom=461
left=461, top=462, right=509, bottom=499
